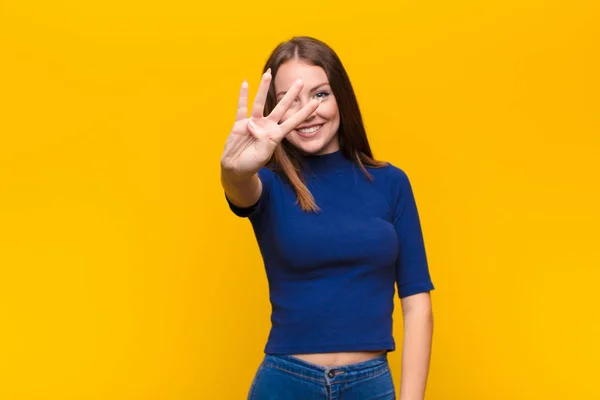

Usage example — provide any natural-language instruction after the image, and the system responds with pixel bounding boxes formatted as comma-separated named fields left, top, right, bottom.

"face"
left=274, top=60, right=341, bottom=156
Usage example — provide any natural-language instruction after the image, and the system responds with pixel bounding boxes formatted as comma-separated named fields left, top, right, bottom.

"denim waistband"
left=262, top=353, right=390, bottom=385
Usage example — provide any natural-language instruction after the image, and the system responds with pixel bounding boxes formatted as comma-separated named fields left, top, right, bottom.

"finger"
left=277, top=98, right=321, bottom=139
left=251, top=69, right=272, bottom=119
left=235, top=80, right=249, bottom=121
left=247, top=119, right=263, bottom=138
left=268, top=78, right=303, bottom=123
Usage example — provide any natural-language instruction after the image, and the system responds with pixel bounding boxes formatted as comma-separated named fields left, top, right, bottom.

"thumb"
left=247, top=119, right=261, bottom=135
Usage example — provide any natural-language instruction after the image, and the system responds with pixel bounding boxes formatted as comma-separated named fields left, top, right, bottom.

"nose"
left=295, top=96, right=319, bottom=119
left=303, top=98, right=319, bottom=119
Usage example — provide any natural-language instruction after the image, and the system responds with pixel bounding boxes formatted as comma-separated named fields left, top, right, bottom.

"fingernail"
left=248, top=119, right=256, bottom=128
left=266, top=68, right=271, bottom=75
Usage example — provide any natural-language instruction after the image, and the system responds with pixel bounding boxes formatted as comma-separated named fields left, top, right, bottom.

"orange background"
left=1, top=0, right=598, bottom=398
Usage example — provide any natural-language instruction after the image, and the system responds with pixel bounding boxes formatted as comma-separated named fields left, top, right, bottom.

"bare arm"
left=220, top=70, right=319, bottom=209
left=399, top=292, right=434, bottom=400
left=220, top=165, right=262, bottom=208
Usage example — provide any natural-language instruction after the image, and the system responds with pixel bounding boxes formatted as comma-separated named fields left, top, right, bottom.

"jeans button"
left=327, top=370, right=335, bottom=378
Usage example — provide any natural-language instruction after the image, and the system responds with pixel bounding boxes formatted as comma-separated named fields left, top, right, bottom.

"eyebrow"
left=276, top=82, right=330, bottom=98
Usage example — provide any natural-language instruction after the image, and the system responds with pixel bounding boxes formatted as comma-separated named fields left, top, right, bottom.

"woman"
left=220, top=36, right=435, bottom=400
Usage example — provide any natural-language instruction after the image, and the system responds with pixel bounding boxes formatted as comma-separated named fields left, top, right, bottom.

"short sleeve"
left=225, top=167, right=274, bottom=218
left=389, top=166, right=435, bottom=299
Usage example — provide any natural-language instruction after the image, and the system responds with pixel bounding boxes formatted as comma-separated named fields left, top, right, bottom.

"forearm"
left=399, top=296, right=433, bottom=400
left=220, top=163, right=262, bottom=208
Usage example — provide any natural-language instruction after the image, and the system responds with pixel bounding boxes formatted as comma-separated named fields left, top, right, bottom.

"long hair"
left=263, top=36, right=387, bottom=212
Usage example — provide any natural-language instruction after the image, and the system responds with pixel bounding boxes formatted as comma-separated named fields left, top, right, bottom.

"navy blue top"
left=225, top=149, right=434, bottom=354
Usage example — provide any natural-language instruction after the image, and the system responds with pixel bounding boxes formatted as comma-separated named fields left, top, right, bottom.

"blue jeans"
left=247, top=353, right=396, bottom=399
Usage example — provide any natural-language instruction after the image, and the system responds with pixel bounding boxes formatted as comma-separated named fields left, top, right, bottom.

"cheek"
left=320, top=102, right=340, bottom=123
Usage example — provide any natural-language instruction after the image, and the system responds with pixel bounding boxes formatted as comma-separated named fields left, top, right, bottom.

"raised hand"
left=220, top=69, right=321, bottom=177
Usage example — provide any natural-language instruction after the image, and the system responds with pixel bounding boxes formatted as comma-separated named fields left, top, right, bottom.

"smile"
left=296, top=124, right=323, bottom=137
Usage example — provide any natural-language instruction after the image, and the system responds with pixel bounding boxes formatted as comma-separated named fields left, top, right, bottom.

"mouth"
left=295, top=124, right=324, bottom=138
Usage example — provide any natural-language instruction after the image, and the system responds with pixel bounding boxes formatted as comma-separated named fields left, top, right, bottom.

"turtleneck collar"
left=301, top=149, right=353, bottom=174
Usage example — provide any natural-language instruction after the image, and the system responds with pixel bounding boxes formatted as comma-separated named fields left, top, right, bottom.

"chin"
left=287, top=134, right=339, bottom=156
left=288, top=141, right=324, bottom=156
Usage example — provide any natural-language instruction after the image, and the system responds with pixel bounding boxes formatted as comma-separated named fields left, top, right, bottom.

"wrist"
left=220, top=160, right=254, bottom=182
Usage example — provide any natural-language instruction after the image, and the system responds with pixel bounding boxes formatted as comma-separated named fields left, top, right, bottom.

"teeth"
left=298, top=125, right=322, bottom=134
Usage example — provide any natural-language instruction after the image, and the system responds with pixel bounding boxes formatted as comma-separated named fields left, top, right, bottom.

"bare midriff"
left=290, top=350, right=387, bottom=367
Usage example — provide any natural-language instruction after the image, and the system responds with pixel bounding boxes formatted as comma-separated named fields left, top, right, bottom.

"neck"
left=301, top=149, right=352, bottom=174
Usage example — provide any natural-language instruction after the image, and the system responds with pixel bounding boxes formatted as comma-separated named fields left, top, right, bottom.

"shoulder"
left=257, top=166, right=278, bottom=184
left=257, top=166, right=291, bottom=192
left=257, top=166, right=274, bottom=178
left=366, top=161, right=411, bottom=187
left=364, top=161, right=418, bottom=210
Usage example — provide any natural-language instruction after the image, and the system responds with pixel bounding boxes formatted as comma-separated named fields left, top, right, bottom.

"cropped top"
left=225, top=149, right=434, bottom=354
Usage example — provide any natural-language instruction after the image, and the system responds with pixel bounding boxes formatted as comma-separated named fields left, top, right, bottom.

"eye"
left=315, top=91, right=330, bottom=99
